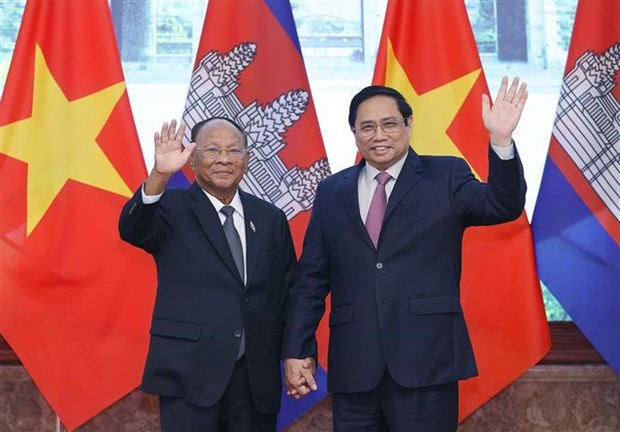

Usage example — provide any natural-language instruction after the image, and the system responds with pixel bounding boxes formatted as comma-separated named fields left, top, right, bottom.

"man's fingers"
left=505, top=77, right=520, bottom=102
left=287, top=387, right=299, bottom=396
left=168, top=119, right=177, bottom=139
left=516, top=88, right=528, bottom=111
left=159, top=122, right=169, bottom=142
left=300, top=368, right=318, bottom=391
left=283, top=357, right=318, bottom=397
left=515, top=83, right=528, bottom=110
left=295, top=383, right=311, bottom=396
left=177, top=122, right=187, bottom=142
left=185, top=142, right=196, bottom=155
left=302, top=357, right=315, bottom=369
left=481, top=93, right=491, bottom=116
left=495, top=76, right=508, bottom=101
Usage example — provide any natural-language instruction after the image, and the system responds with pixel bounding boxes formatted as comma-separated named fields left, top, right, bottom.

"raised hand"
left=153, top=119, right=195, bottom=174
left=482, top=76, right=528, bottom=147
left=144, top=119, right=196, bottom=195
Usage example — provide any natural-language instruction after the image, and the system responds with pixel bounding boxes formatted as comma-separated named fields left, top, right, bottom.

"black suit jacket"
left=282, top=147, right=526, bottom=393
left=119, top=182, right=296, bottom=413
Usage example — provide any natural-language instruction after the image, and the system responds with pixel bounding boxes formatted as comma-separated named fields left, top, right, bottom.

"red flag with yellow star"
left=0, top=1, right=156, bottom=429
left=373, top=0, right=550, bottom=420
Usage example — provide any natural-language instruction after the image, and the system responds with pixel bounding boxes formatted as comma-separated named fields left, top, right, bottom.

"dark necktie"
left=365, top=171, right=391, bottom=248
left=220, top=205, right=244, bottom=280
left=220, top=205, right=245, bottom=359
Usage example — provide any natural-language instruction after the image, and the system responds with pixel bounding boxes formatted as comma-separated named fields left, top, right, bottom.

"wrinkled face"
left=352, top=95, right=412, bottom=171
left=189, top=120, right=249, bottom=201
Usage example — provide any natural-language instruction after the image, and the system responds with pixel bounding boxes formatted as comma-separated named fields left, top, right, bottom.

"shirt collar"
left=202, top=189, right=245, bottom=219
left=361, top=151, right=408, bottom=186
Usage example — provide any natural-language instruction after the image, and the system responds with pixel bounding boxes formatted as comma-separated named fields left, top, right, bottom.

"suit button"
left=233, top=330, right=242, bottom=338
left=376, top=262, right=383, bottom=269
left=242, top=297, right=248, bottom=303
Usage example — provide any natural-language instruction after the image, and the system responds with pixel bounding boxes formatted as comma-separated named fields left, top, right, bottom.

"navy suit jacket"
left=282, top=147, right=526, bottom=393
left=119, top=182, right=296, bottom=413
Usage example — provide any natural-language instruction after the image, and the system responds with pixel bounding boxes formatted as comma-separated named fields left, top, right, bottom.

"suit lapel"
left=384, top=149, right=423, bottom=224
left=240, top=190, right=261, bottom=292
left=338, top=162, right=375, bottom=249
left=188, top=183, right=244, bottom=289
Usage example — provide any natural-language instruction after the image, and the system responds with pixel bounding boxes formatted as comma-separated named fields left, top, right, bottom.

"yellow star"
left=384, top=38, right=482, bottom=179
left=0, top=44, right=132, bottom=235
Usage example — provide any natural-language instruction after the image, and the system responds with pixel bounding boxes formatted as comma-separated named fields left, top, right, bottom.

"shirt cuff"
left=141, top=183, right=163, bottom=204
left=491, top=142, right=515, bottom=160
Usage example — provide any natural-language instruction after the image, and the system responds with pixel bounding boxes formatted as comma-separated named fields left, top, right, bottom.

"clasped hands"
left=283, top=357, right=318, bottom=399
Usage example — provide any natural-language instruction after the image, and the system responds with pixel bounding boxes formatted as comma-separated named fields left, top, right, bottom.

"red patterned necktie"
left=365, top=171, right=392, bottom=248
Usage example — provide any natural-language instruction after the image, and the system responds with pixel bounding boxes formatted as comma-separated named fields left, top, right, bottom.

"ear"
left=405, top=115, right=414, bottom=129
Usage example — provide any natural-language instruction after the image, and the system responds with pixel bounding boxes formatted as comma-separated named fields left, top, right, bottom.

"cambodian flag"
left=177, top=1, right=332, bottom=429
left=532, top=0, right=619, bottom=375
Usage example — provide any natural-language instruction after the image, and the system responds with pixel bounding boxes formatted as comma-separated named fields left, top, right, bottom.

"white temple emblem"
left=552, top=43, right=620, bottom=219
left=183, top=42, right=331, bottom=220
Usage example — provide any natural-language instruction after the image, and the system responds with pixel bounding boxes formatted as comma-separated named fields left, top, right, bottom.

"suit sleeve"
left=451, top=143, right=527, bottom=227
left=281, top=181, right=332, bottom=359
left=118, top=186, right=170, bottom=254
left=279, top=208, right=298, bottom=326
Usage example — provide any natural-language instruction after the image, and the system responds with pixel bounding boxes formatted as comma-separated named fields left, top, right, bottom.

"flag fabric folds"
left=373, top=0, right=551, bottom=420
left=177, top=1, right=331, bottom=429
left=532, top=0, right=620, bottom=375
left=0, top=1, right=156, bottom=430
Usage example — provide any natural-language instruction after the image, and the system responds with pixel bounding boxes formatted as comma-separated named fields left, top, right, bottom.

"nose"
left=215, top=150, right=233, bottom=162
left=373, top=125, right=388, bottom=139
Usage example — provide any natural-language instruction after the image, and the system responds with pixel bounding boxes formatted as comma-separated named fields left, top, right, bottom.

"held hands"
left=284, top=357, right=318, bottom=400
left=482, top=76, right=528, bottom=147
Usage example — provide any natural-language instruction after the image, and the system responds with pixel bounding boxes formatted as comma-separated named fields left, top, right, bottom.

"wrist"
left=144, top=169, right=172, bottom=195
left=489, top=134, right=512, bottom=147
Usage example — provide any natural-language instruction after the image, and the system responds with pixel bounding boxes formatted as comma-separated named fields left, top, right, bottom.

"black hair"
left=190, top=117, right=248, bottom=148
left=348, top=85, right=413, bottom=128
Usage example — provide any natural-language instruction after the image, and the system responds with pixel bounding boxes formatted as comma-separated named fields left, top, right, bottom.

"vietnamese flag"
left=373, top=0, right=551, bottom=420
left=0, top=0, right=156, bottom=430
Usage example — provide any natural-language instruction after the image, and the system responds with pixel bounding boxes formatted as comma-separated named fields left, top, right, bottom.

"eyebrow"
left=358, top=116, right=401, bottom=125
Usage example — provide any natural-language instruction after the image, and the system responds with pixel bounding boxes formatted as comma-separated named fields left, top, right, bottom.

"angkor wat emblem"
left=183, top=42, right=331, bottom=220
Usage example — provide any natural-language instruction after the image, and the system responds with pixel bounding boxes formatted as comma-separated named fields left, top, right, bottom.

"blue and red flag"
left=177, top=1, right=331, bottom=428
left=532, top=0, right=620, bottom=375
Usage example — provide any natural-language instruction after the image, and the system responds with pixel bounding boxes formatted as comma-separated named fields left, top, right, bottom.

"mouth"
left=369, top=145, right=391, bottom=153
left=213, top=170, right=234, bottom=177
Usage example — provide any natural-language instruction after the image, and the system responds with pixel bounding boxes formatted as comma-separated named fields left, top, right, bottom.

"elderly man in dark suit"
left=282, top=77, right=528, bottom=431
left=119, top=117, right=296, bottom=432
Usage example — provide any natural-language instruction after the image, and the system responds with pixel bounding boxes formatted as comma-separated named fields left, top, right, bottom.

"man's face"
left=189, top=120, right=249, bottom=201
left=353, top=95, right=412, bottom=171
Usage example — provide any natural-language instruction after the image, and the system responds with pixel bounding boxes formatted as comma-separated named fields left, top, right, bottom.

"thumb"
left=481, top=93, right=491, bottom=116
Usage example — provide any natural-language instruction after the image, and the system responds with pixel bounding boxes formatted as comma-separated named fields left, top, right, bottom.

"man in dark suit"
left=282, top=77, right=529, bottom=431
left=119, top=117, right=296, bottom=432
